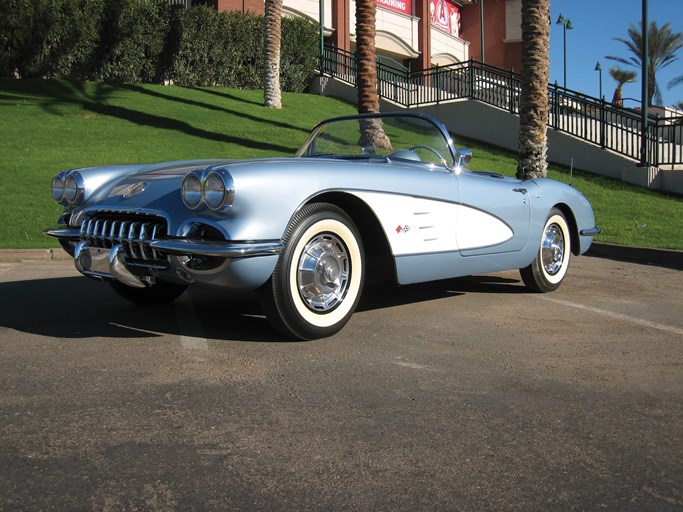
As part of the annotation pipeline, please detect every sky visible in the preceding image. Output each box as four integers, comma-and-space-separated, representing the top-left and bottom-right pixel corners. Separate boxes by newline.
547, 0, 683, 109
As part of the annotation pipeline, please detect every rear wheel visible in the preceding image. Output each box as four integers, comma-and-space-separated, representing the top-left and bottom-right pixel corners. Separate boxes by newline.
520, 208, 571, 293
110, 280, 188, 305
259, 203, 364, 340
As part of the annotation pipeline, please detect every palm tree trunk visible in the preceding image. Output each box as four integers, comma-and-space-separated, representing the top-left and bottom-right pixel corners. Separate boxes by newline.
355, 0, 379, 114
612, 85, 623, 107
355, 0, 391, 151
516, 0, 550, 180
263, 0, 282, 109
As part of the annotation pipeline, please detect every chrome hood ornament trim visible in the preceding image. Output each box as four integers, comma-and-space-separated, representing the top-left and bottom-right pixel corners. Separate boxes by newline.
121, 182, 147, 199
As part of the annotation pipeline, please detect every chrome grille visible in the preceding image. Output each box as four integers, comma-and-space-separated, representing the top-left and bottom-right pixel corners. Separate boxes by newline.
81, 213, 167, 261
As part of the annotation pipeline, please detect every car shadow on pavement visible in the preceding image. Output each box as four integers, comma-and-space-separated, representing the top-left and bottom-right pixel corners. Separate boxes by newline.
0, 273, 525, 342
358, 274, 525, 311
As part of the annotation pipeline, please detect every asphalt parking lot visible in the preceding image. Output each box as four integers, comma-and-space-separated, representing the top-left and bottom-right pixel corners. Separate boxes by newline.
0, 254, 681, 511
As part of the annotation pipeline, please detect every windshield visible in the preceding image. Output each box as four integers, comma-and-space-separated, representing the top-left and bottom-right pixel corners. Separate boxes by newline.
296, 113, 456, 168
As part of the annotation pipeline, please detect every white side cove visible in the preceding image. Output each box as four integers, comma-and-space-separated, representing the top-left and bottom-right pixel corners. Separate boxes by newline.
352, 191, 513, 255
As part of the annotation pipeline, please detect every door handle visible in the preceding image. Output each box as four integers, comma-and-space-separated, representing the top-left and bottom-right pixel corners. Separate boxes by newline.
513, 188, 528, 195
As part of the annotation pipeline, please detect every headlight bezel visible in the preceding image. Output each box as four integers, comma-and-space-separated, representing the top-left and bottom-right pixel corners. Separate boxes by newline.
51, 170, 84, 206
181, 169, 235, 212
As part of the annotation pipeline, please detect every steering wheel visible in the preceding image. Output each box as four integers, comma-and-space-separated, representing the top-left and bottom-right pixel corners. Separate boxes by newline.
407, 145, 446, 164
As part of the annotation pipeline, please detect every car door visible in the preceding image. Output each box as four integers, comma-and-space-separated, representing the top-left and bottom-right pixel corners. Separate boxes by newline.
455, 171, 531, 256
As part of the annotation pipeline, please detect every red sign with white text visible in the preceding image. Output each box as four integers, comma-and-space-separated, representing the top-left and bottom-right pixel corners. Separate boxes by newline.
430, 0, 461, 37
377, 0, 412, 16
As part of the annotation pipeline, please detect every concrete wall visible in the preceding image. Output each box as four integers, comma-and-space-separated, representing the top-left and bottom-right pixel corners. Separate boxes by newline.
662, 170, 683, 196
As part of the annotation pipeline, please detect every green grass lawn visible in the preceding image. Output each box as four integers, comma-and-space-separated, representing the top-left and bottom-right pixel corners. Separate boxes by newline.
1, 79, 682, 249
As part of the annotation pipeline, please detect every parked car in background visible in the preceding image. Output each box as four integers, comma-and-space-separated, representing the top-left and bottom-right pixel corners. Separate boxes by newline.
46, 112, 599, 339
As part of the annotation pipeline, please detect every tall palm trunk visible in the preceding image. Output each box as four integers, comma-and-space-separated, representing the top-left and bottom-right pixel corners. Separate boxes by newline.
263, 0, 282, 109
355, 0, 391, 151
516, 0, 550, 180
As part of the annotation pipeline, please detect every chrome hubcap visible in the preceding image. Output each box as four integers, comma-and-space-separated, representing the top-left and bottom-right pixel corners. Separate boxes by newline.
541, 223, 565, 276
297, 234, 349, 312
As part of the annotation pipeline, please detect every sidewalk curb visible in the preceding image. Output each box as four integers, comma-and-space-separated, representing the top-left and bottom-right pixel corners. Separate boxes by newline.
586, 242, 683, 269
0, 249, 72, 263
1, 243, 681, 269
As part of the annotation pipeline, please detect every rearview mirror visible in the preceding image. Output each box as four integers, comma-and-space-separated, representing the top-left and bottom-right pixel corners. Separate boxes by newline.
455, 148, 472, 167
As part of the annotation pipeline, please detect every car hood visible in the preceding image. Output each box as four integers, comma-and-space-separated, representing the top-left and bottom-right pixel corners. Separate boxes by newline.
79, 159, 240, 210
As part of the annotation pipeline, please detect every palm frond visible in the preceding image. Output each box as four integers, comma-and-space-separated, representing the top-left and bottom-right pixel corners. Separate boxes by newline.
608, 20, 683, 106
668, 75, 683, 90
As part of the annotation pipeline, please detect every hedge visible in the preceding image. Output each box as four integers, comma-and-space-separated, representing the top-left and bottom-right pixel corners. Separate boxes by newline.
0, 0, 318, 92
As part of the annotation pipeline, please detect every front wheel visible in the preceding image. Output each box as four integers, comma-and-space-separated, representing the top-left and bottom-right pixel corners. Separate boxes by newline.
259, 203, 365, 340
520, 208, 572, 293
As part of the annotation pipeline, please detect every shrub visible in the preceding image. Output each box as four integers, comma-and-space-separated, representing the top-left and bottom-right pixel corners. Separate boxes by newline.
89, 0, 172, 83
0, 1, 319, 91
225, 12, 262, 89
0, 0, 103, 79
280, 17, 319, 92
172, 6, 228, 86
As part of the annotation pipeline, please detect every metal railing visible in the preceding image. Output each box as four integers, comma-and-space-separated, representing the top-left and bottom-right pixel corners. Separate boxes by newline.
319, 46, 683, 167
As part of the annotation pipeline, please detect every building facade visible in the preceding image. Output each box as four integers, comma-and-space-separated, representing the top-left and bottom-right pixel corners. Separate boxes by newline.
201, 0, 522, 72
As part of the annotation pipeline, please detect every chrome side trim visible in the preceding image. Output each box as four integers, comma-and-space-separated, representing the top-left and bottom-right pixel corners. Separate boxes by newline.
149, 239, 283, 258
580, 227, 601, 236
44, 226, 81, 241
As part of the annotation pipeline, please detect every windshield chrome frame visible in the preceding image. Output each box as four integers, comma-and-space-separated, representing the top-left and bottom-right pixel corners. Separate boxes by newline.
295, 112, 458, 171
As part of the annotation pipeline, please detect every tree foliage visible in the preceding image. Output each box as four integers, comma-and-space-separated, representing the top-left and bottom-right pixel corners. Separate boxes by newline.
0, 0, 317, 92
608, 66, 637, 107
606, 21, 683, 106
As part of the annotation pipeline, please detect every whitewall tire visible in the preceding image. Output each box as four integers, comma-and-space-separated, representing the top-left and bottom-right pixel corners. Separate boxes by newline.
520, 208, 571, 293
260, 203, 365, 340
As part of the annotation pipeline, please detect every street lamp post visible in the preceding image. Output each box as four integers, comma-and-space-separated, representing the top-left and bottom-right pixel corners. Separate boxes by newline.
479, 0, 485, 64
319, 0, 324, 65
556, 14, 573, 89
594, 61, 602, 100
640, 0, 649, 167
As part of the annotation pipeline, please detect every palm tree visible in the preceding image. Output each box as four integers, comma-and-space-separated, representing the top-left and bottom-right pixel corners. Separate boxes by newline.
669, 74, 683, 94
606, 21, 683, 106
516, 0, 550, 180
354, 0, 391, 151
608, 66, 637, 107
263, 0, 282, 109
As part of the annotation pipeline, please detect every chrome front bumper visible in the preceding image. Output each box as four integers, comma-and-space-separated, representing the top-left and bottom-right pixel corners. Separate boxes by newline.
44, 226, 283, 288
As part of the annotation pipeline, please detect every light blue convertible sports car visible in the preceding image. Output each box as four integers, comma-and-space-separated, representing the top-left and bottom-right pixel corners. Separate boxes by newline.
46, 112, 599, 339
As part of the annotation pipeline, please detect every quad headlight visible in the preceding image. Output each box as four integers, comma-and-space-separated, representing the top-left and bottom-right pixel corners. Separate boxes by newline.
52, 176, 65, 202
182, 169, 234, 211
64, 174, 80, 203
181, 173, 202, 209
203, 172, 227, 210
51, 171, 84, 206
